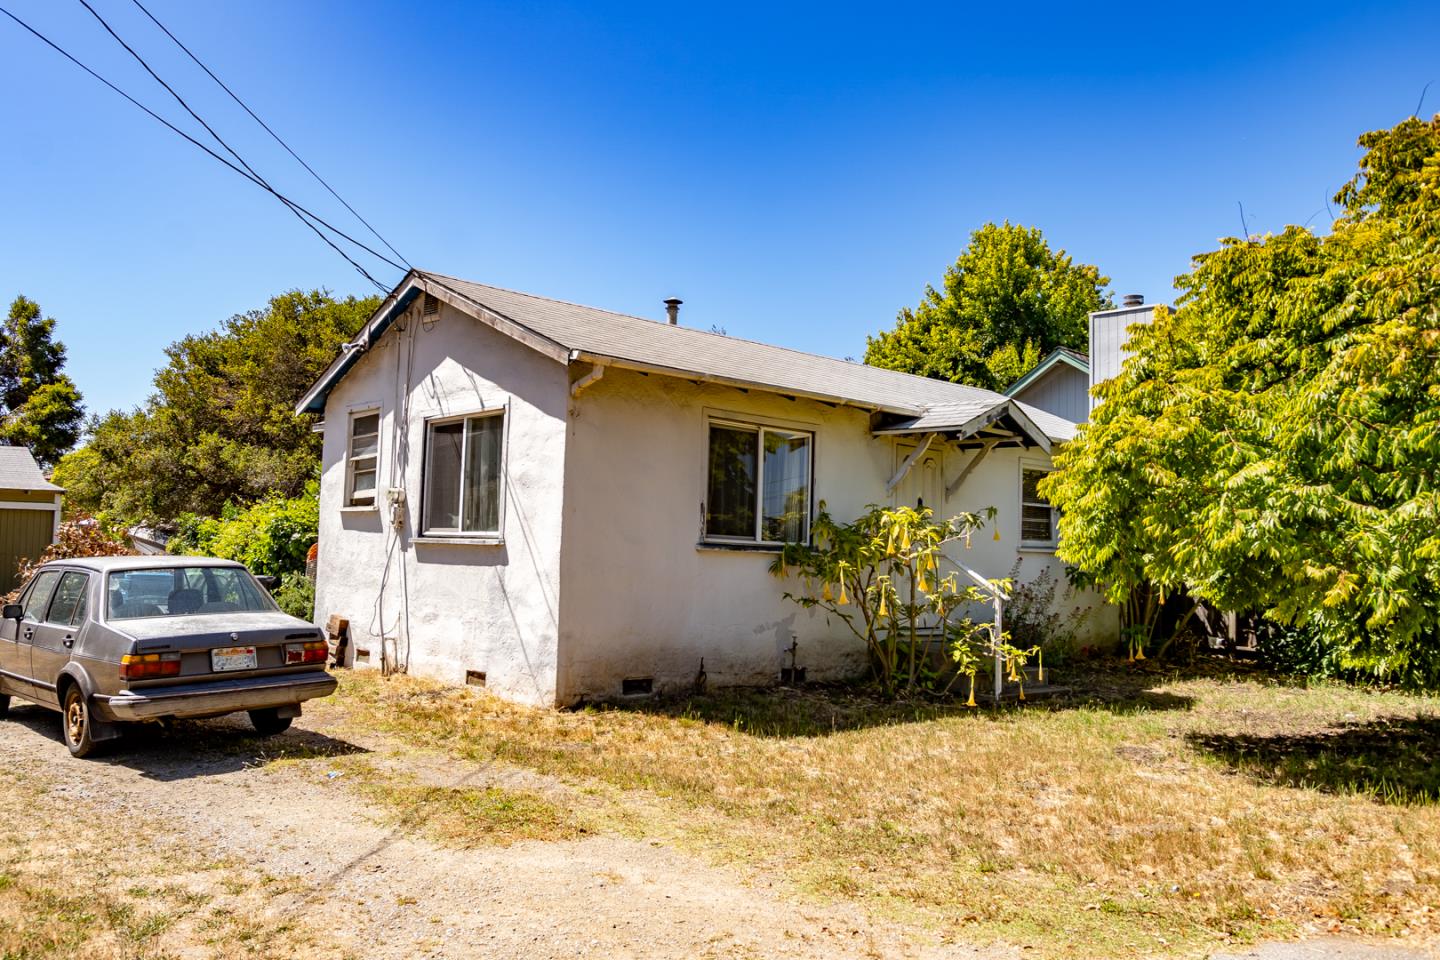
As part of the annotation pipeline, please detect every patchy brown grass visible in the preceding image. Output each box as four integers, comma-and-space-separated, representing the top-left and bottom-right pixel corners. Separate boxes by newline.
317, 665, 1440, 959
0, 768, 342, 959
342, 760, 592, 848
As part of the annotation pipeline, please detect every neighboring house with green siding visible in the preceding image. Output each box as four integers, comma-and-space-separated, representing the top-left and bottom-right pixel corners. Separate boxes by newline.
0, 447, 62, 593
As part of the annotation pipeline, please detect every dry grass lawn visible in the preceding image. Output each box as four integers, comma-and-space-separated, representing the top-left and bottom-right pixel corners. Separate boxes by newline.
319, 664, 1440, 959
0, 766, 340, 960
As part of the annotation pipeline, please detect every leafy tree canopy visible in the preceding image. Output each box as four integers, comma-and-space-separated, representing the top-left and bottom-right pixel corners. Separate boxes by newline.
1, 296, 84, 465
52, 289, 376, 523
1043, 115, 1440, 686
865, 222, 1112, 390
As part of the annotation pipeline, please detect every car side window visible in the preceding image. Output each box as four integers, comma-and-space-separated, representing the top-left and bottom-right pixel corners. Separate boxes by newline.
46, 572, 89, 626
21, 571, 61, 622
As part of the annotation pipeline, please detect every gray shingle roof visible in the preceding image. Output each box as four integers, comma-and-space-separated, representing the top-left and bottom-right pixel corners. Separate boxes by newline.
0, 446, 62, 492
300, 270, 1078, 443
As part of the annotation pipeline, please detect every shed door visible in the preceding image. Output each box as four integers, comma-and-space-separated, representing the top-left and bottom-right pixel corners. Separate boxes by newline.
0, 508, 56, 594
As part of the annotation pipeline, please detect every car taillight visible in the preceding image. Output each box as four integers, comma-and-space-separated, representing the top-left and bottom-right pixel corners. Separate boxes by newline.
284, 640, 328, 665
120, 652, 182, 680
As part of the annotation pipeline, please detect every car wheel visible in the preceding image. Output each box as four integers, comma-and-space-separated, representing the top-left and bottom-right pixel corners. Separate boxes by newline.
62, 684, 98, 758
0, 693, 9, 717
248, 708, 292, 737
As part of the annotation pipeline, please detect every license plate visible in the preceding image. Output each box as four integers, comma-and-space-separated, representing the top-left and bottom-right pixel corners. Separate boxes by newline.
211, 646, 257, 672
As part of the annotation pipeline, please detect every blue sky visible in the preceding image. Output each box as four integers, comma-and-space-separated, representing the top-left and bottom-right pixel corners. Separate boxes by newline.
2, 0, 1436, 417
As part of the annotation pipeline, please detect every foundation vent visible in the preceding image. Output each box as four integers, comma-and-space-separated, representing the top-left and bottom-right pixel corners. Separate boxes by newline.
465, 670, 487, 687
622, 677, 654, 697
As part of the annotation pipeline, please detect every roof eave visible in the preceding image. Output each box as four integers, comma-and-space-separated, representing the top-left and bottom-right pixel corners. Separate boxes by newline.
1003, 349, 1091, 397
874, 399, 1053, 454
568, 351, 921, 416
296, 271, 574, 416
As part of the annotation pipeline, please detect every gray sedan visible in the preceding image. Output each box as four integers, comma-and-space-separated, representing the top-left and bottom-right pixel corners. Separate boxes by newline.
0, 556, 337, 757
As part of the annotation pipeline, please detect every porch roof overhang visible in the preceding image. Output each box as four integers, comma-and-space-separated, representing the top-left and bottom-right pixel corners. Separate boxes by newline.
871, 399, 1054, 455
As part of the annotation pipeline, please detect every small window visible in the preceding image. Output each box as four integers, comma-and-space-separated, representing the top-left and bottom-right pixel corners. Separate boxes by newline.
704, 420, 812, 543
346, 410, 380, 507
423, 411, 504, 535
46, 572, 89, 626
21, 571, 61, 623
1021, 467, 1058, 547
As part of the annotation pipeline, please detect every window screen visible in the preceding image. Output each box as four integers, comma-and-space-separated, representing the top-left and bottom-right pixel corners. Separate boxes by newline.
1021, 468, 1057, 544
347, 411, 380, 506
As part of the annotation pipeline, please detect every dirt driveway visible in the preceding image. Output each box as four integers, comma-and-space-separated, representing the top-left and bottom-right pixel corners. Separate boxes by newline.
0, 699, 1011, 960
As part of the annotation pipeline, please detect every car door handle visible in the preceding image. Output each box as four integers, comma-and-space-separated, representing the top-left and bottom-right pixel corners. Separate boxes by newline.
62, 636, 73, 648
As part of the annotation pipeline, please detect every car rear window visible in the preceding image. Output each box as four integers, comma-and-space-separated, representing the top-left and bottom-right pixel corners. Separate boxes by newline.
107, 566, 276, 620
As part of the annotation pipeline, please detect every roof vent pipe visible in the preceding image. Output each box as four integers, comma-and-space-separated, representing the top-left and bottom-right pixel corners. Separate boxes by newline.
664, 297, 683, 325
1122, 293, 1145, 308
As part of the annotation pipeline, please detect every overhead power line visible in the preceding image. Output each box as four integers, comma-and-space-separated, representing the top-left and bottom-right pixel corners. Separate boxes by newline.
127, 0, 411, 270
0, 3, 399, 292
71, 0, 395, 292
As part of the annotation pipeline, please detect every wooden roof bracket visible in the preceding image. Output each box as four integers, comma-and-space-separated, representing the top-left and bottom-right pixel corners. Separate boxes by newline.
885, 432, 940, 495
945, 438, 998, 500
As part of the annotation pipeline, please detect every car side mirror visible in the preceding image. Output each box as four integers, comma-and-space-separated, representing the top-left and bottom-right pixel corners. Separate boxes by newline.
2, 603, 22, 621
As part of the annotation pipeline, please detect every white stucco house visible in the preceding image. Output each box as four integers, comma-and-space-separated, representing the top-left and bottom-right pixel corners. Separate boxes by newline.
297, 270, 1116, 706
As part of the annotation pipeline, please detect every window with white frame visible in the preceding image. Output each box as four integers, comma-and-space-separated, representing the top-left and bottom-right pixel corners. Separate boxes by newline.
345, 411, 380, 507
1020, 465, 1058, 547
422, 410, 504, 535
704, 420, 812, 543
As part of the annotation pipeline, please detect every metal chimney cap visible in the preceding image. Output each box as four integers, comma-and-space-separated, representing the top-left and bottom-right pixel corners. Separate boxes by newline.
663, 297, 682, 325
1122, 293, 1145, 308
663, 297, 683, 306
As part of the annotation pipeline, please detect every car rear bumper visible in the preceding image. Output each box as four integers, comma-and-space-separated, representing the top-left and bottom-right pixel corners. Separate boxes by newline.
96, 672, 338, 721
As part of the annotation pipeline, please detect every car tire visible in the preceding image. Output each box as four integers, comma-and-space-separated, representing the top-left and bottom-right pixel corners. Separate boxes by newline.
61, 684, 98, 759
0, 693, 9, 717
248, 708, 292, 737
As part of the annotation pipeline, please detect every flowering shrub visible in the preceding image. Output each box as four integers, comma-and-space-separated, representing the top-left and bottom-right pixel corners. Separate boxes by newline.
770, 502, 1032, 700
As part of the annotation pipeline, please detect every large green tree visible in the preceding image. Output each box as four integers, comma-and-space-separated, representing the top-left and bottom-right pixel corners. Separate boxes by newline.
865, 222, 1113, 390
1, 296, 85, 465
53, 289, 376, 522
1043, 115, 1440, 685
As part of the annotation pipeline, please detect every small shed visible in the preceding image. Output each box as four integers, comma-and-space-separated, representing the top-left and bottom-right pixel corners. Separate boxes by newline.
0, 447, 62, 593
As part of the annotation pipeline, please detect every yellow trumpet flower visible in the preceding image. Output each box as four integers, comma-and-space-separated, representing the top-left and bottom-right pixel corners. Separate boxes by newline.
837, 582, 849, 605
966, 674, 977, 708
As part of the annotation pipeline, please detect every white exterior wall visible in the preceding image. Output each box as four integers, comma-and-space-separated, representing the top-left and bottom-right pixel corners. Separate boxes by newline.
555, 368, 1115, 703
1010, 364, 1089, 423
314, 302, 569, 706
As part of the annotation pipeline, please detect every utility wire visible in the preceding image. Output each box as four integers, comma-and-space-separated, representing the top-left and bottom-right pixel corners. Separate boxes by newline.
127, 0, 410, 270
72, 0, 396, 291
0, 3, 398, 292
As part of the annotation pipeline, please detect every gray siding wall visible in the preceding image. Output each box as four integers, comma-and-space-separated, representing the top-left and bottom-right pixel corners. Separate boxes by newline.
1089, 305, 1157, 411
1011, 364, 1089, 422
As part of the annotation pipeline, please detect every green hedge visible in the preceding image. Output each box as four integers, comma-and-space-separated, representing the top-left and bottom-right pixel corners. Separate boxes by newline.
169, 480, 318, 579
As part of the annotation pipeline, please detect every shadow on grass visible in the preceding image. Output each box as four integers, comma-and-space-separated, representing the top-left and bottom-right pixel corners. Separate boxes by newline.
603, 672, 1195, 739
1188, 714, 1440, 805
